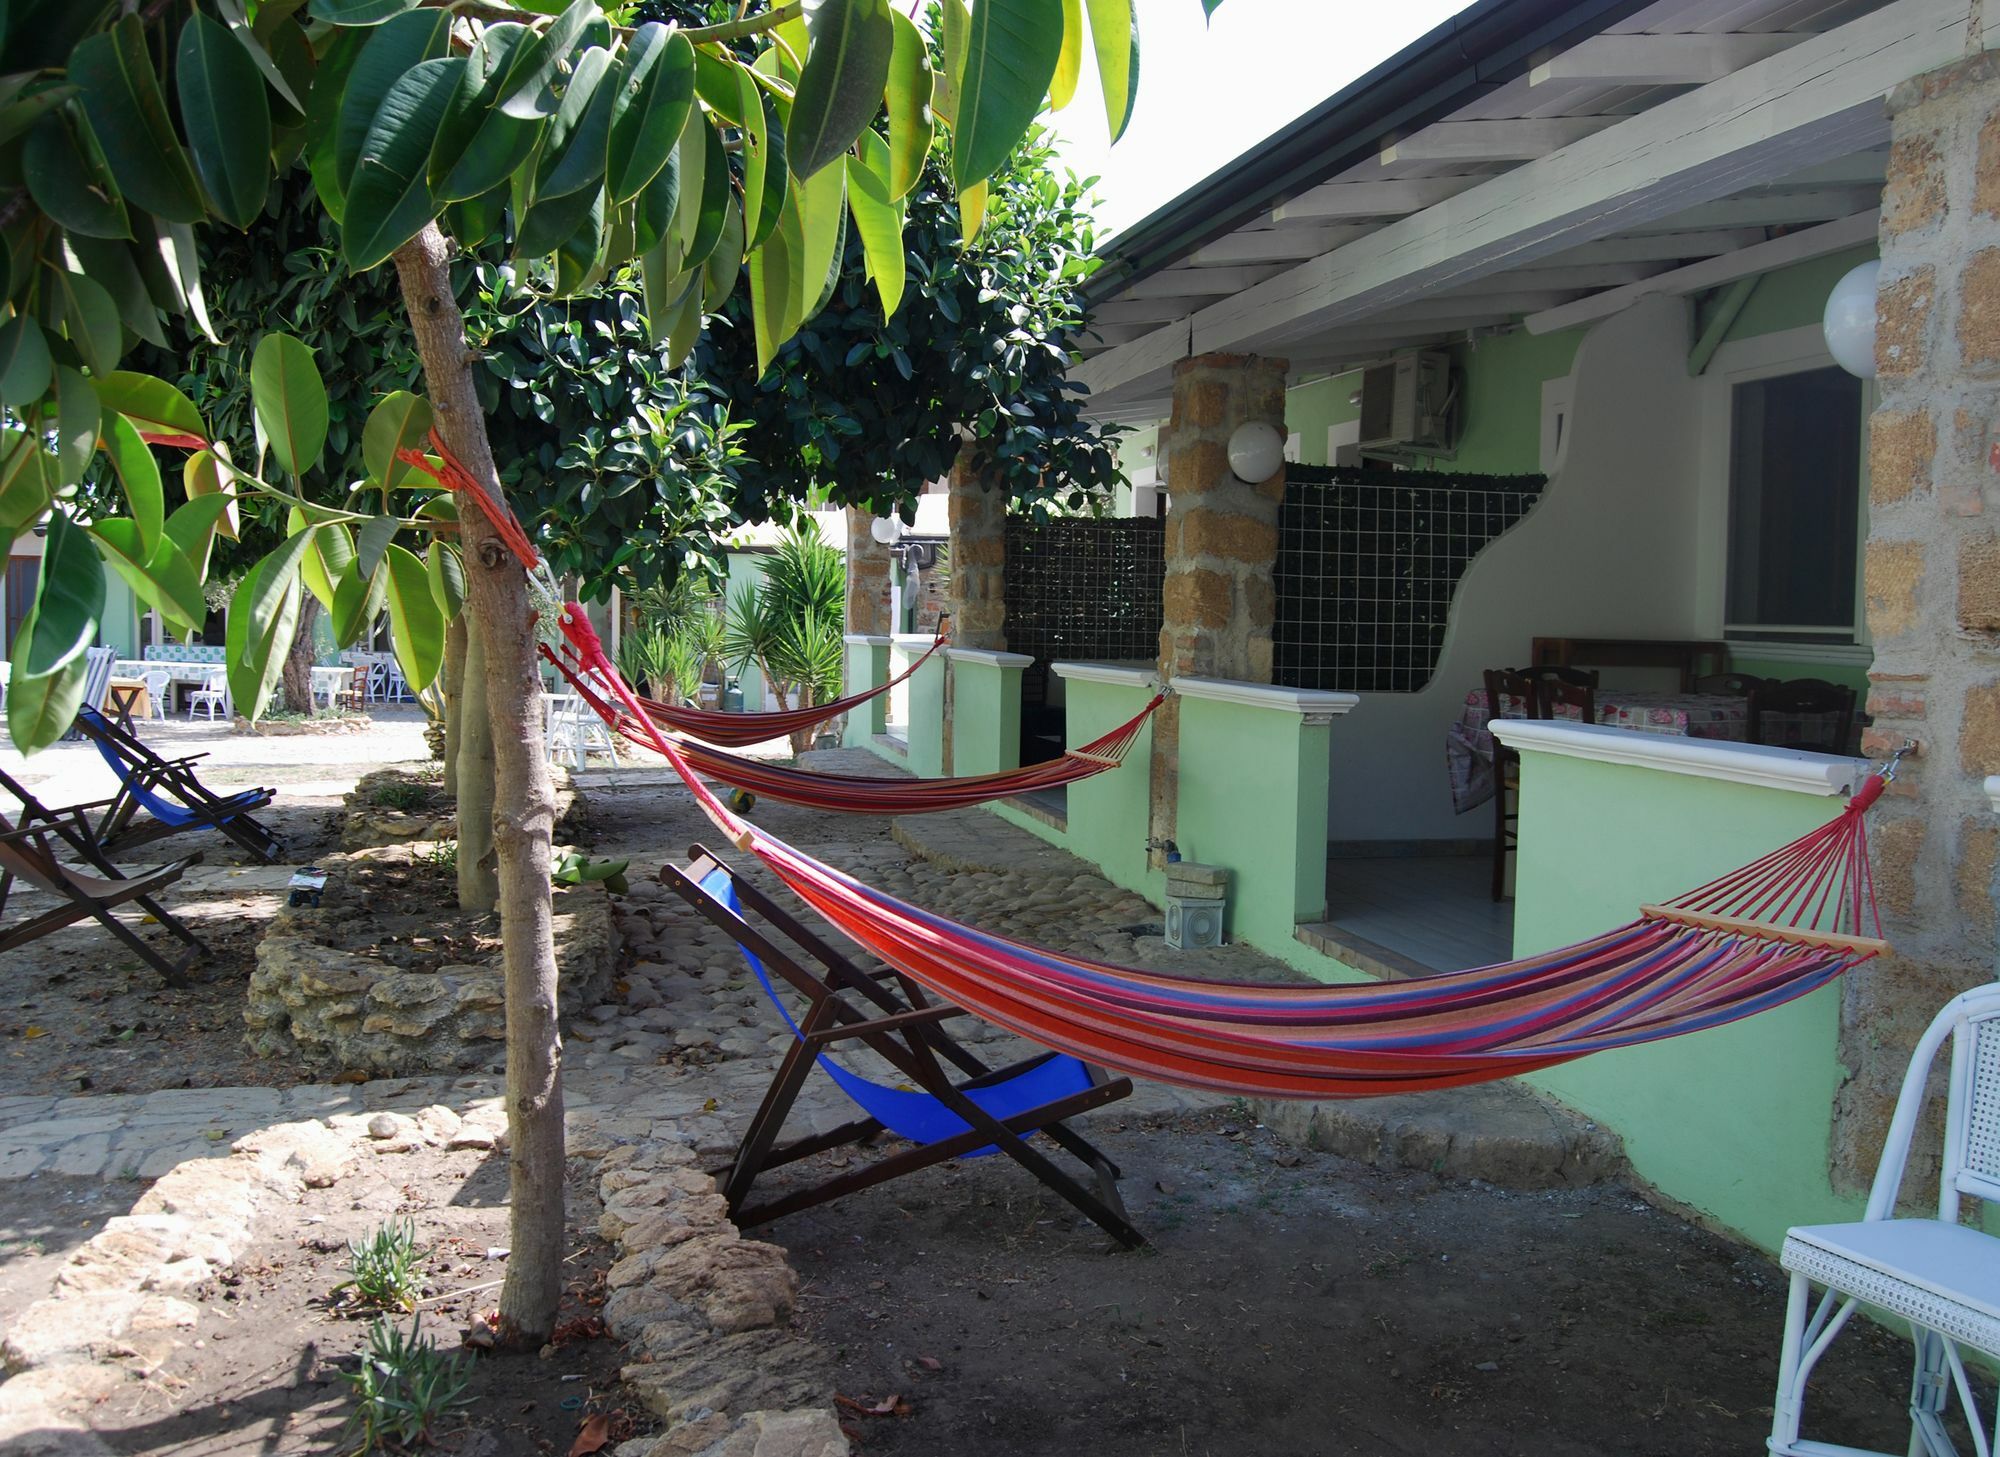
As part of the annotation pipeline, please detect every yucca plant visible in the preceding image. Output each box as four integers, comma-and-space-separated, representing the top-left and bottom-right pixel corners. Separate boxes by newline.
331, 1221, 428, 1316
721, 523, 847, 752
340, 1315, 471, 1454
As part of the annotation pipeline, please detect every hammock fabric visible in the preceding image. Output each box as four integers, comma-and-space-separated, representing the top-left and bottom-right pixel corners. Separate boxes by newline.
414, 434, 1892, 1102
545, 641, 1161, 815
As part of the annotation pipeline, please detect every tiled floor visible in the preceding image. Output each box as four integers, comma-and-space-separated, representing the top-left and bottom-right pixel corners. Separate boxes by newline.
1318, 853, 1514, 974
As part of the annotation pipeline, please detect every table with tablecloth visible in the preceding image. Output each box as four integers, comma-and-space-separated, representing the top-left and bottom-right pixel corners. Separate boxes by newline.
1448, 688, 1756, 814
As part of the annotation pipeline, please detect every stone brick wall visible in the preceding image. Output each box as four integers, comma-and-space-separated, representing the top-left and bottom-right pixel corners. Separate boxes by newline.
1841, 50, 2000, 1190
947, 451, 1008, 650
843, 507, 892, 638
1150, 352, 1288, 858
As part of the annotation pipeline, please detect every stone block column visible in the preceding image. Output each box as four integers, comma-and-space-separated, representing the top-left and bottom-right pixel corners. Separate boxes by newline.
946, 451, 1008, 650
1150, 352, 1288, 861
844, 506, 893, 637
1837, 51, 2000, 1192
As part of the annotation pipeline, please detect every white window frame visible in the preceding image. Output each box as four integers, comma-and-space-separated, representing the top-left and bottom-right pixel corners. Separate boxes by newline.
1694, 324, 1873, 667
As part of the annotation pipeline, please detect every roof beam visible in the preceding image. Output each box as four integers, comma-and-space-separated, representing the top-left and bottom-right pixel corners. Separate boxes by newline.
1639, 188, 1882, 230
1073, 0, 1961, 410
1543, 229, 1766, 264
1528, 32, 1804, 87
1189, 225, 1374, 266
1449, 261, 1670, 290
1118, 264, 1285, 299
1092, 297, 1222, 325
1380, 116, 1621, 165
1269, 175, 1483, 223
1524, 207, 1881, 334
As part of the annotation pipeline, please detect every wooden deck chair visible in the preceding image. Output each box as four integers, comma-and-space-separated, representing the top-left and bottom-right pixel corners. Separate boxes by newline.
0, 806, 205, 987
659, 846, 1146, 1248
73, 707, 282, 863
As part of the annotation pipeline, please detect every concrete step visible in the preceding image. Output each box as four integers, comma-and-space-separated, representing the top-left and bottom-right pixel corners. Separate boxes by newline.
1255, 1081, 1627, 1190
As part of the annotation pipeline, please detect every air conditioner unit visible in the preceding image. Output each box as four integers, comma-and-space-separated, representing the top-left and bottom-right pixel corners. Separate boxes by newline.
1358, 350, 1456, 453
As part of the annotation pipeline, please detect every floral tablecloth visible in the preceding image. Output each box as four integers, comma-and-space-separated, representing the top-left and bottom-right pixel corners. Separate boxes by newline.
1448, 689, 1752, 814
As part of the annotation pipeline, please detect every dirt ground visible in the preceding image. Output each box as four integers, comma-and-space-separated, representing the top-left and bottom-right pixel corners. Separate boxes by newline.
782, 1107, 1919, 1457
81, 1141, 640, 1457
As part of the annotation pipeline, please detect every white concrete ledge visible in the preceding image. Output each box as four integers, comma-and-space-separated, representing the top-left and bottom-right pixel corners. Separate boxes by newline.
1172, 677, 1360, 716
1053, 661, 1157, 689
946, 648, 1034, 668
1491, 720, 1866, 797
1986, 776, 2000, 816
843, 634, 890, 647
890, 633, 938, 652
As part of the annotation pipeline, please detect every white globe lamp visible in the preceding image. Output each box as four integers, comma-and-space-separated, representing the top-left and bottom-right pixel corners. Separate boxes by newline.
1822, 260, 1880, 379
868, 515, 902, 546
1227, 420, 1285, 482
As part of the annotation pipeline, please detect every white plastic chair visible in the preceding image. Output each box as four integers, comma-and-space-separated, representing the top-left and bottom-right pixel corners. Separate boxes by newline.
1769, 983, 2000, 1457
187, 668, 228, 722
141, 669, 171, 721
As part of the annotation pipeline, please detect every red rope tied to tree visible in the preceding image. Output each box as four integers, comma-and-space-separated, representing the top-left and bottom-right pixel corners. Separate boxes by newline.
396, 429, 543, 574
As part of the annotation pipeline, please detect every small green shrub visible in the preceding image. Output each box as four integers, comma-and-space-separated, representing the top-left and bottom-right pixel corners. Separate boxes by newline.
369, 782, 432, 813
418, 840, 458, 873
340, 1315, 471, 1454
332, 1220, 427, 1315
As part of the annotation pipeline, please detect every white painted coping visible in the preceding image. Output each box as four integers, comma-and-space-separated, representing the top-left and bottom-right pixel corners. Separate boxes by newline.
946, 647, 1034, 668
1986, 776, 2000, 816
842, 633, 890, 647
1053, 661, 1156, 689
1172, 676, 1360, 717
1491, 719, 1867, 797
889, 633, 937, 652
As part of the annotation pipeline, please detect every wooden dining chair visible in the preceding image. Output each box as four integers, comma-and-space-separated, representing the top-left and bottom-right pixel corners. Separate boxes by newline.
1749, 679, 1857, 754
1482, 669, 1540, 902
1522, 665, 1599, 692
1692, 673, 1772, 698
1537, 677, 1597, 725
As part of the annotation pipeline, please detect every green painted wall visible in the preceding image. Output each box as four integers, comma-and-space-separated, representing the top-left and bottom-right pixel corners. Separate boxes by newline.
950, 660, 1022, 775
1414, 327, 1586, 475
1050, 677, 1158, 901
1718, 243, 1877, 349
1512, 750, 1862, 1251
842, 640, 889, 746
100, 576, 139, 656
1175, 696, 1333, 943
905, 649, 945, 777
1284, 372, 1362, 465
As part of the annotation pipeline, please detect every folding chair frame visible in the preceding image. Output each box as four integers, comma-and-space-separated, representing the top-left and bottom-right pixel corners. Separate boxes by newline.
0, 812, 204, 987
660, 845, 1146, 1249
73, 708, 282, 864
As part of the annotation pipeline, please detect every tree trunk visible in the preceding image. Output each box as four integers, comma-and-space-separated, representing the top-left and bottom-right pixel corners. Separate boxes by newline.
281, 596, 322, 715
392, 224, 565, 1346
442, 613, 466, 801
456, 609, 499, 911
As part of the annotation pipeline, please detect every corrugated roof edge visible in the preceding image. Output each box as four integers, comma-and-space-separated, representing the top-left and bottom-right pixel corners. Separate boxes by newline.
1079, 0, 1655, 308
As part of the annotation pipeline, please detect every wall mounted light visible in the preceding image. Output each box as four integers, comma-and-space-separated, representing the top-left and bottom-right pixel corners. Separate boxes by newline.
1226, 420, 1285, 482
1822, 259, 1880, 379
868, 515, 902, 546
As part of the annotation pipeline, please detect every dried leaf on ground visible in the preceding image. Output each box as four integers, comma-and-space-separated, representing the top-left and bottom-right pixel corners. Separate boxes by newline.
568, 1413, 610, 1456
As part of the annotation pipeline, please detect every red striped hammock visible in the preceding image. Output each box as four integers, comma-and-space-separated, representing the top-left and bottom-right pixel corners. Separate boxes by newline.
559, 603, 1889, 1100
404, 433, 1888, 1101
547, 643, 1161, 814
623, 636, 944, 748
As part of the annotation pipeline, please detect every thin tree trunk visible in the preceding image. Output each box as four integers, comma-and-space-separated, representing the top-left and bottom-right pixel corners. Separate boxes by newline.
442, 613, 467, 800
456, 609, 499, 911
281, 596, 322, 714
393, 224, 564, 1346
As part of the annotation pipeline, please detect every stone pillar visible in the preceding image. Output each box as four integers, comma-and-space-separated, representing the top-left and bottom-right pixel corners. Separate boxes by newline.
946, 452, 1008, 650
1836, 51, 2000, 1192
1149, 352, 1288, 862
844, 506, 892, 638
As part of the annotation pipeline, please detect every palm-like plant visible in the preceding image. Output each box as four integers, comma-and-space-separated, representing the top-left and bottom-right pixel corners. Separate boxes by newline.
722, 523, 847, 751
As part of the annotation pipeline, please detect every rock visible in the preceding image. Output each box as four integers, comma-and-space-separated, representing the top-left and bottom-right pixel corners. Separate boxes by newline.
367, 1112, 416, 1140
414, 1105, 462, 1144
448, 1123, 499, 1151
235, 1120, 354, 1189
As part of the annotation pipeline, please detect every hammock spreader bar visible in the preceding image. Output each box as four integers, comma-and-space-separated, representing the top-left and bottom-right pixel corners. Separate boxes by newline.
543, 640, 1162, 815
557, 601, 1888, 1102
415, 433, 1891, 1104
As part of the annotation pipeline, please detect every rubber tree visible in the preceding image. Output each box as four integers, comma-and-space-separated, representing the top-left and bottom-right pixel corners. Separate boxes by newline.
0, 0, 1148, 1344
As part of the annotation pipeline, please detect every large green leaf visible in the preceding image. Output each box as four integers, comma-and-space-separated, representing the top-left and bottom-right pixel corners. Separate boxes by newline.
304, 26, 364, 221
6, 653, 86, 754
737, 62, 771, 244
334, 9, 448, 200
747, 194, 798, 377
0, 315, 50, 406
225, 531, 315, 721
428, 23, 539, 201
69, 14, 206, 224
51, 269, 121, 379
630, 122, 682, 257
382, 542, 444, 692
793, 150, 846, 330
216, 0, 303, 113
426, 542, 465, 620
343, 56, 460, 269
46, 368, 98, 486
94, 371, 205, 444
514, 183, 598, 262
331, 559, 387, 646
787, 0, 894, 181
1083, 0, 1139, 144
700, 190, 744, 312
93, 518, 205, 635
361, 390, 433, 490
884, 11, 933, 201
606, 25, 693, 205
353, 511, 399, 580
952, 0, 1062, 193
184, 447, 240, 541
13, 512, 101, 680
250, 333, 328, 478
100, 411, 164, 554
533, 44, 614, 201
846, 136, 905, 319
308, 0, 420, 19
66, 235, 166, 348
1051, 0, 1083, 110
497, 0, 597, 119
177, 11, 271, 229
164, 490, 238, 582
299, 515, 356, 612
0, 430, 53, 538
23, 108, 129, 239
